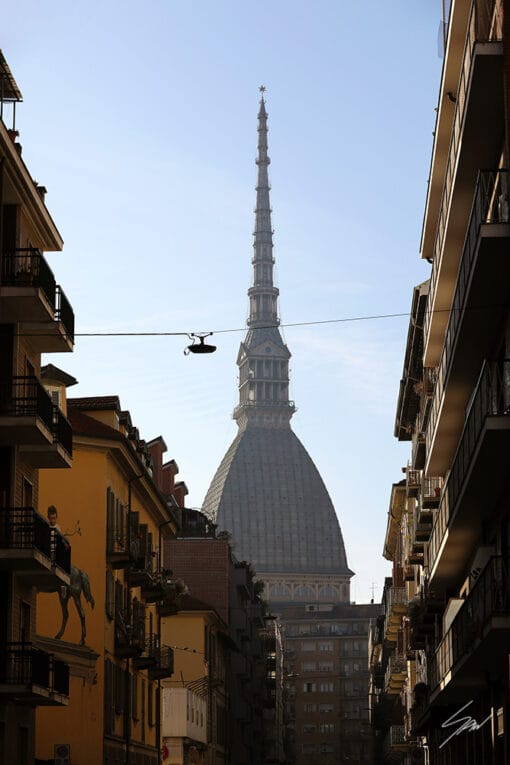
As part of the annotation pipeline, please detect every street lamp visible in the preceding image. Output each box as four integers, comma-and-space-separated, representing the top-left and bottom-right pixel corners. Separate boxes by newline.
185, 333, 216, 355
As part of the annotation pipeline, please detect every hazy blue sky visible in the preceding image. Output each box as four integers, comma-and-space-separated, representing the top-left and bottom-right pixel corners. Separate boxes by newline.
3, 2, 443, 603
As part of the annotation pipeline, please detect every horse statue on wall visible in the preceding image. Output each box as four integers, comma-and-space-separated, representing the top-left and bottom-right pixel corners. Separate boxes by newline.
41, 565, 95, 646
55, 565, 95, 645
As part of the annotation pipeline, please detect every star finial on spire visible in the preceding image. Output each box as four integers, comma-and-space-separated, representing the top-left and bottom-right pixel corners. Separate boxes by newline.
259, 84, 266, 95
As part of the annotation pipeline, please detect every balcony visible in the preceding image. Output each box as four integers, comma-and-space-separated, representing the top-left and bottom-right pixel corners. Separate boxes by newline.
0, 249, 74, 352
0, 377, 72, 467
427, 362, 510, 588
0, 642, 69, 705
0, 508, 70, 585
406, 468, 421, 497
384, 587, 407, 642
421, 475, 443, 509
408, 593, 442, 650
411, 504, 433, 555
149, 645, 174, 680
411, 428, 426, 470
430, 556, 510, 702
423, 1, 504, 365
114, 611, 145, 659
384, 654, 407, 696
132, 638, 173, 678
426, 170, 510, 474
388, 725, 407, 750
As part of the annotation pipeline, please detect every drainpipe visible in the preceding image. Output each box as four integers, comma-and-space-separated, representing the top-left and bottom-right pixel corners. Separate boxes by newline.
156, 517, 174, 765
503, 314, 510, 412
125, 471, 145, 765
0, 158, 4, 264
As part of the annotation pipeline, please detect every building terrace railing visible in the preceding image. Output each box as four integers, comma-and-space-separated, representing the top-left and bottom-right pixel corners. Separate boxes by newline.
53, 406, 72, 457
0, 250, 74, 343
426, 169, 508, 452
0, 507, 70, 574
429, 556, 510, 690
424, 0, 504, 345
0, 642, 69, 697
1, 248, 56, 310
0, 376, 54, 432
0, 377, 73, 457
55, 285, 75, 343
427, 361, 507, 574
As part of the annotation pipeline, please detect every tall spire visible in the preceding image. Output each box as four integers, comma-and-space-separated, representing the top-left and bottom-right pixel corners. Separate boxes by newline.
234, 89, 296, 429
248, 85, 279, 328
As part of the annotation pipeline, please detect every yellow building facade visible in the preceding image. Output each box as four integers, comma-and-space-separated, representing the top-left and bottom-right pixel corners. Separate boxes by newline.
160, 604, 228, 765
35, 395, 180, 765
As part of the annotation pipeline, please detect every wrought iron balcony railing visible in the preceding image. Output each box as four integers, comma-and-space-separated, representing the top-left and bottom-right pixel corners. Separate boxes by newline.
149, 645, 174, 680
427, 362, 508, 573
0, 507, 51, 558
427, 170, 509, 452
53, 406, 72, 457
0, 642, 69, 697
0, 376, 54, 432
0, 377, 72, 457
114, 606, 145, 658
1, 248, 56, 310
424, 0, 504, 344
430, 556, 509, 690
0, 507, 70, 574
55, 285, 75, 343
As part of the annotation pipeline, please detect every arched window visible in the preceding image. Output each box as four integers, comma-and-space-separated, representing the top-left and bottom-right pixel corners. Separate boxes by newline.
270, 583, 291, 599
294, 584, 316, 600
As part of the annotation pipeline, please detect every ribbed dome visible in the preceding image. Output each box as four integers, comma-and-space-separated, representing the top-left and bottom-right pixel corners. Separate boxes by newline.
202, 425, 352, 576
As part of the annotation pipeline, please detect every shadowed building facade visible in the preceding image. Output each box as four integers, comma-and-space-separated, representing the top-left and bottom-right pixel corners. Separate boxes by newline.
202, 91, 353, 606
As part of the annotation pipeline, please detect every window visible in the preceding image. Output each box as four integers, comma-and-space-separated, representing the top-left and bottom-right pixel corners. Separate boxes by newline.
320, 744, 334, 753
105, 570, 115, 619
148, 682, 155, 727
302, 745, 317, 754
104, 660, 115, 734
303, 682, 316, 693
319, 661, 333, 672
141, 680, 146, 742
319, 704, 334, 713
318, 641, 333, 652
303, 724, 317, 734
302, 662, 316, 673
320, 723, 335, 734
131, 675, 138, 721
303, 703, 316, 712
319, 682, 334, 693
17, 727, 28, 765
301, 641, 316, 652
19, 601, 30, 644
114, 665, 125, 715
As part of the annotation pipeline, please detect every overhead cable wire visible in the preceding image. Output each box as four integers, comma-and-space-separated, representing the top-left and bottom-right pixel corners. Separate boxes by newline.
13, 303, 500, 338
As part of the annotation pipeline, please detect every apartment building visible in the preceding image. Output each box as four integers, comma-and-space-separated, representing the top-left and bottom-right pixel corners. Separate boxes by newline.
0, 52, 74, 765
164, 518, 274, 765
373, 1, 510, 761
160, 591, 228, 765
34, 395, 181, 765
281, 602, 380, 764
